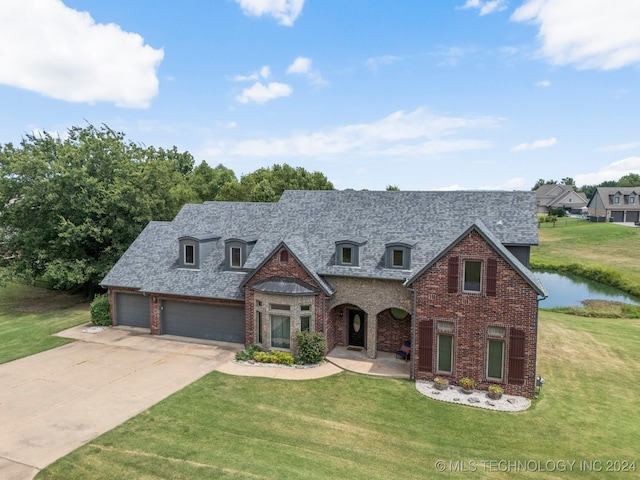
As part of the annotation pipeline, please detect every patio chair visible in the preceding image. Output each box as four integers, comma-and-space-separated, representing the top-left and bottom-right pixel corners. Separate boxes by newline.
395, 340, 411, 361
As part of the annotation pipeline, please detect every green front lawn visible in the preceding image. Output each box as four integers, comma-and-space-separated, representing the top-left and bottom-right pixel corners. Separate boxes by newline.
38, 310, 640, 479
0, 283, 90, 364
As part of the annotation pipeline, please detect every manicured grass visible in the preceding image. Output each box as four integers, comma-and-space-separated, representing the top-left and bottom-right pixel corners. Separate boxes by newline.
0, 283, 90, 364
38, 310, 640, 480
532, 222, 640, 296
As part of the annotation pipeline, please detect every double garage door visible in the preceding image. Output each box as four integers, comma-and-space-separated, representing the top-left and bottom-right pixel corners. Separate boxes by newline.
115, 293, 245, 343
162, 300, 245, 343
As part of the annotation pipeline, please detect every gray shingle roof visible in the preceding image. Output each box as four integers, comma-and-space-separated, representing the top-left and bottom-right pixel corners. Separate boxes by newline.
101, 190, 541, 300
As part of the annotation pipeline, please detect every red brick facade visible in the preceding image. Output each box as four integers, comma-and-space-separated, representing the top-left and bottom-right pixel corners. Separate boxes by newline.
411, 230, 539, 397
244, 246, 328, 346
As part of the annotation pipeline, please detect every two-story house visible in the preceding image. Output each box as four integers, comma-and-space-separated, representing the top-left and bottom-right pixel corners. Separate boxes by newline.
101, 190, 546, 397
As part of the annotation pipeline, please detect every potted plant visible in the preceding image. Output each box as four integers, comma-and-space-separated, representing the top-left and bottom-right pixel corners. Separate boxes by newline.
459, 377, 476, 394
488, 384, 504, 400
433, 376, 449, 391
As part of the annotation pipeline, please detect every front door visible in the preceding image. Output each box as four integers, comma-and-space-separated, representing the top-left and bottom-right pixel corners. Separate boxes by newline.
348, 310, 365, 347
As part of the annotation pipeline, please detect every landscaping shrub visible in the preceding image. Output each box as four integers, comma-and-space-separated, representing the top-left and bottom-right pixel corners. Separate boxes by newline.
235, 344, 262, 361
253, 350, 295, 366
90, 294, 111, 326
295, 331, 326, 364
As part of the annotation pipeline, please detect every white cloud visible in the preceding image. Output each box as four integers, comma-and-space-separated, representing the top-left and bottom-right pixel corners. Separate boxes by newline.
287, 57, 311, 75
438, 177, 526, 191
461, 0, 508, 16
512, 137, 557, 151
236, 81, 292, 104
536, 80, 551, 87
512, 0, 640, 70
260, 66, 271, 79
286, 56, 325, 85
365, 55, 401, 71
575, 157, 640, 185
598, 142, 640, 152
234, 0, 304, 26
0, 0, 163, 108
234, 65, 271, 82
203, 107, 500, 158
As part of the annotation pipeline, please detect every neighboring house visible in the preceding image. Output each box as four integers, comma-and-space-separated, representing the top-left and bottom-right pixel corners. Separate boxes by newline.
101, 190, 546, 398
587, 187, 640, 223
534, 184, 588, 215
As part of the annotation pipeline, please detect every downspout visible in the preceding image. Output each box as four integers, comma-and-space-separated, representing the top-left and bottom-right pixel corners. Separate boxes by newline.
533, 293, 547, 396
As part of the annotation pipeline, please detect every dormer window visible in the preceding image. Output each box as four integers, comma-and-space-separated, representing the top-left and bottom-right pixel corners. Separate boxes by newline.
225, 235, 258, 271
184, 245, 195, 265
231, 247, 242, 268
614, 196, 620, 204
335, 236, 367, 267
385, 240, 415, 270
342, 246, 353, 264
631, 196, 636, 205
178, 233, 220, 269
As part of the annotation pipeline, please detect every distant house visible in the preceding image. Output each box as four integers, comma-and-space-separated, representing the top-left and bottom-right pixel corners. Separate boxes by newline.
101, 190, 546, 398
534, 184, 588, 215
587, 187, 640, 223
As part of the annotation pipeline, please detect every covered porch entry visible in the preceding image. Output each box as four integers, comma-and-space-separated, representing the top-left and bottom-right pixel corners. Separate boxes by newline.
326, 346, 411, 379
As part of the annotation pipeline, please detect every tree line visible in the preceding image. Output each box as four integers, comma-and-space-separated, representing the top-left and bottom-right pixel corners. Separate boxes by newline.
0, 124, 333, 295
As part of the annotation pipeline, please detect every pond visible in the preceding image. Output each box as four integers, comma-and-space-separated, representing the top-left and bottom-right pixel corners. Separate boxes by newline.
535, 270, 640, 308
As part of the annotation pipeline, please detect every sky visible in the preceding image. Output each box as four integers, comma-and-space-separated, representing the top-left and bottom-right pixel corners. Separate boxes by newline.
1, 0, 639, 191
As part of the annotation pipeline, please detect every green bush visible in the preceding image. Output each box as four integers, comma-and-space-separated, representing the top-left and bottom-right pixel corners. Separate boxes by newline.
235, 344, 262, 361
90, 294, 111, 326
253, 350, 295, 366
295, 331, 326, 364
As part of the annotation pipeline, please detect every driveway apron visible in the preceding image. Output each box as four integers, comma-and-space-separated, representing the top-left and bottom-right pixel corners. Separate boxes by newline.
0, 326, 236, 480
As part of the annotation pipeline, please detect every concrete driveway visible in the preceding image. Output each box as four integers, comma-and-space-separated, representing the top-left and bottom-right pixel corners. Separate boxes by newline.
0, 325, 237, 480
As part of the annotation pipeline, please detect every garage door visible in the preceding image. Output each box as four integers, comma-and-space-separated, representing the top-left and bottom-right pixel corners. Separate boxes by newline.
115, 293, 150, 328
162, 301, 245, 343
626, 211, 639, 223
610, 211, 624, 222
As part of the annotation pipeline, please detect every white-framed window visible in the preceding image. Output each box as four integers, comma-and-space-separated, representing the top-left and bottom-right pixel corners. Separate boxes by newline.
486, 326, 506, 381
463, 260, 482, 292
614, 196, 620, 204
230, 247, 242, 268
301, 316, 311, 332
630, 196, 636, 205
271, 315, 291, 349
184, 244, 195, 265
436, 321, 454, 374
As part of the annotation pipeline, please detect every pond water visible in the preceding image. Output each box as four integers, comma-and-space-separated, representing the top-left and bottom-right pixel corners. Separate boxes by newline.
535, 271, 640, 308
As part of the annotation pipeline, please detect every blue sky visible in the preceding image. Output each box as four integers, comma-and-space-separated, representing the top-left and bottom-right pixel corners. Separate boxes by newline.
1, 0, 639, 191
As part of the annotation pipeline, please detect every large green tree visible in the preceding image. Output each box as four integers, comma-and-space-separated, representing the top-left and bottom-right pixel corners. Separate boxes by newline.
0, 124, 194, 295
216, 163, 334, 202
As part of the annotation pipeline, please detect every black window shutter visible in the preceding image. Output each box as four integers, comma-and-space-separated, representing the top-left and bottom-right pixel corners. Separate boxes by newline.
486, 258, 497, 297
448, 256, 459, 293
508, 328, 525, 385
418, 320, 433, 373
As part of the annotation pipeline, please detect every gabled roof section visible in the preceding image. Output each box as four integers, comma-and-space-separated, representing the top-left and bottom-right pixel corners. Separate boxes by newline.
406, 220, 546, 297
240, 240, 335, 295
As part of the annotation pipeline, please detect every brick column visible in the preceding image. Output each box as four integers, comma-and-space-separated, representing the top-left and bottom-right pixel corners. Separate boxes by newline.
150, 296, 161, 335
366, 311, 377, 359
